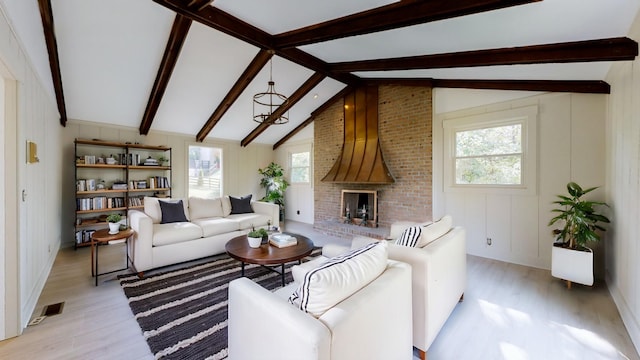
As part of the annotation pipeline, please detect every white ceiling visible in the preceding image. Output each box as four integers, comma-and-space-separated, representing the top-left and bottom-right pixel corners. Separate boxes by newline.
2, 0, 640, 145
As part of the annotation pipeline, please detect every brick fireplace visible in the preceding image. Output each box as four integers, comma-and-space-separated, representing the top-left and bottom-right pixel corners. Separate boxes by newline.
313, 85, 433, 240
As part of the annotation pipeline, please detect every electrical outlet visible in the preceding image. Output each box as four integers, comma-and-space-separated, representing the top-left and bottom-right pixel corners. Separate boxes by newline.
487, 238, 492, 246
28, 316, 46, 326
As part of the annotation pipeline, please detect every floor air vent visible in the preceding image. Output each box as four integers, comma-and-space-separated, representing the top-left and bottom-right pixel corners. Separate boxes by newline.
42, 302, 65, 316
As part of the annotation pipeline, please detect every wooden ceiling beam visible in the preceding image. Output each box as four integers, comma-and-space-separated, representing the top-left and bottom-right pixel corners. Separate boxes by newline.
432, 79, 611, 94
37, 0, 67, 126
139, 14, 192, 135
242, 72, 326, 147
196, 49, 273, 142
274, 0, 541, 49
152, 0, 360, 86
153, 0, 273, 50
331, 37, 639, 72
187, 0, 214, 11
273, 86, 353, 150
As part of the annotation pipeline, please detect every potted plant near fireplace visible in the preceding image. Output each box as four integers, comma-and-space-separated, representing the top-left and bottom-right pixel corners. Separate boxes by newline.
548, 182, 610, 288
258, 162, 289, 221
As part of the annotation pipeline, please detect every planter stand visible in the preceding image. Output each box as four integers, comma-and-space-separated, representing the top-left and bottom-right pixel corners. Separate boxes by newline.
551, 245, 594, 288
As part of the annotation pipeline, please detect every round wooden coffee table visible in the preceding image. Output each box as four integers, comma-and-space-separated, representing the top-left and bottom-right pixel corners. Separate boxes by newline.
225, 233, 314, 286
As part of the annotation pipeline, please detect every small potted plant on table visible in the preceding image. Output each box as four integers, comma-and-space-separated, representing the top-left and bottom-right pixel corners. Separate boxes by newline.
106, 213, 122, 234
548, 182, 610, 288
247, 228, 268, 248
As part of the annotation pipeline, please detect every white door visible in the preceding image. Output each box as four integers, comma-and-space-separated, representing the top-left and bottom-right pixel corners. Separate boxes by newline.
0, 64, 19, 339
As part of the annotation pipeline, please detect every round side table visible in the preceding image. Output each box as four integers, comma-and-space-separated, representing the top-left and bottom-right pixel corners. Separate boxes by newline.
91, 228, 134, 286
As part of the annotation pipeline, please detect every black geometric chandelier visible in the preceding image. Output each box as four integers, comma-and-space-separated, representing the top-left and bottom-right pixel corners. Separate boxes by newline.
253, 55, 289, 124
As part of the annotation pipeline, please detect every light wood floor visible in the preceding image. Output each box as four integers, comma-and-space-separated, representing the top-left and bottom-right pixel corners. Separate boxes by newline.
0, 221, 638, 360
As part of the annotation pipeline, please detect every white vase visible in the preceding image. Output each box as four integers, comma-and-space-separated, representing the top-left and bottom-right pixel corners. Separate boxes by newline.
247, 236, 262, 248
551, 245, 594, 286
108, 222, 120, 234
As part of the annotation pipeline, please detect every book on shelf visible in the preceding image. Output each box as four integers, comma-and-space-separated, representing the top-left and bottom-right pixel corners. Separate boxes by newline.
269, 234, 297, 248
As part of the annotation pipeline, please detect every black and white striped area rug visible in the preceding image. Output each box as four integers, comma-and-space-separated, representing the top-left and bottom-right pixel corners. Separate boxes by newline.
119, 249, 321, 360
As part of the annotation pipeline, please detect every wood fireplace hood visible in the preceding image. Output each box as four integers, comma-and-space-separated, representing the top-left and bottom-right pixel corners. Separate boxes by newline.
322, 86, 394, 184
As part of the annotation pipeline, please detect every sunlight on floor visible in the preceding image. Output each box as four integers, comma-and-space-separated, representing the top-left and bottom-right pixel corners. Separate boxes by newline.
478, 298, 630, 359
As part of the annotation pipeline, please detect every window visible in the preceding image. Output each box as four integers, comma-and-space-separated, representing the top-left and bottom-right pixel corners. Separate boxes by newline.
443, 106, 537, 194
188, 145, 222, 199
290, 151, 310, 183
455, 123, 522, 185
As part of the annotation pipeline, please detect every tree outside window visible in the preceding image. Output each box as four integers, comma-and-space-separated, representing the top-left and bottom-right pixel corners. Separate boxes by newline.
455, 124, 522, 185
290, 151, 310, 183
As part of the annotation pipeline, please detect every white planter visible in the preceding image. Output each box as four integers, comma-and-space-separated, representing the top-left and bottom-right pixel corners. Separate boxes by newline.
551, 246, 594, 286
247, 236, 262, 248
108, 222, 120, 234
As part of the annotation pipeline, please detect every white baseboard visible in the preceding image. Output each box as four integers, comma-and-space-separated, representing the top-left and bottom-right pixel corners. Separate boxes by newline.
606, 274, 640, 356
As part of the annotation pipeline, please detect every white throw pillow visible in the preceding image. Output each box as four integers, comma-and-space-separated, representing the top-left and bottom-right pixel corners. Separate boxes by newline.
144, 197, 190, 224
188, 196, 224, 220
419, 215, 453, 247
289, 241, 388, 318
395, 226, 423, 247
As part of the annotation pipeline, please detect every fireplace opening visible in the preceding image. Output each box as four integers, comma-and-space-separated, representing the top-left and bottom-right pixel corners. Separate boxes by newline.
341, 190, 377, 227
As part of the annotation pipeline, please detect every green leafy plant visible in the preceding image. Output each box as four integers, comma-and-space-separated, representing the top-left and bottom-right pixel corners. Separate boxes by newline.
106, 213, 122, 223
548, 182, 610, 250
248, 228, 268, 238
258, 162, 289, 206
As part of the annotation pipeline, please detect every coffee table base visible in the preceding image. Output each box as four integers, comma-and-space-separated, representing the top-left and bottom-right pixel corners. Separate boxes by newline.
240, 260, 303, 287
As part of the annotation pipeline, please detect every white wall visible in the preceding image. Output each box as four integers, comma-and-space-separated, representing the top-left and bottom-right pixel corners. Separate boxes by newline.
433, 92, 607, 271
61, 120, 275, 246
0, 3, 63, 336
605, 9, 640, 353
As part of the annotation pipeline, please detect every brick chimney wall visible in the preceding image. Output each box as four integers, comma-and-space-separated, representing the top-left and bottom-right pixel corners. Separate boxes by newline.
314, 85, 433, 238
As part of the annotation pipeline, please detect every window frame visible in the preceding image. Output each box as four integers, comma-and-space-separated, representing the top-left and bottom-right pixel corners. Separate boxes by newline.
443, 105, 538, 195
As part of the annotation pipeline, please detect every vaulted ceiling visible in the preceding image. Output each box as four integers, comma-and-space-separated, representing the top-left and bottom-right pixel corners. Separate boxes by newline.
29, 0, 640, 147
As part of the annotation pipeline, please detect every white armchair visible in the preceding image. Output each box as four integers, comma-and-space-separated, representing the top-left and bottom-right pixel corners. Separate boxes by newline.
228, 259, 413, 360
313, 216, 466, 360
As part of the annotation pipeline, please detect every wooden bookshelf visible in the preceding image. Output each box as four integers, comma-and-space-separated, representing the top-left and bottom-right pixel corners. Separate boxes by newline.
74, 139, 171, 248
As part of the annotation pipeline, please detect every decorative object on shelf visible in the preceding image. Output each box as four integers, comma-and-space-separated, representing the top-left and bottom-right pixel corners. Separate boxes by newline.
548, 182, 610, 288
106, 213, 122, 234
253, 52, 289, 125
247, 228, 265, 248
158, 155, 169, 166
258, 162, 289, 221
143, 156, 159, 166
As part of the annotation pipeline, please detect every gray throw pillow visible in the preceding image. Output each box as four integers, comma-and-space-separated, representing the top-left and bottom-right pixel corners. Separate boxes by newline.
159, 199, 188, 224
230, 194, 254, 214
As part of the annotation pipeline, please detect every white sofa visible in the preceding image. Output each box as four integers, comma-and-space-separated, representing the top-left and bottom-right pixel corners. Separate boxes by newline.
128, 196, 279, 273
296, 216, 466, 360
228, 251, 413, 360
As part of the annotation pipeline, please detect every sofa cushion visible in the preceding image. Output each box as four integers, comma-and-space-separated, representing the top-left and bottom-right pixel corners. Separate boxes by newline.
152, 222, 203, 246
395, 226, 422, 247
288, 241, 387, 317
230, 195, 253, 214
144, 197, 190, 224
192, 217, 240, 237
188, 196, 225, 220
159, 199, 189, 224
226, 213, 271, 230
419, 215, 453, 247
221, 196, 232, 217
